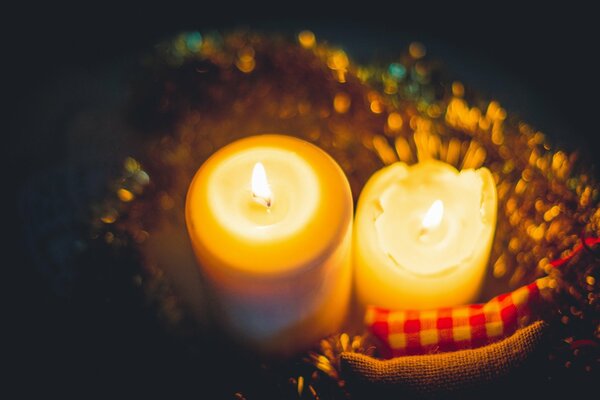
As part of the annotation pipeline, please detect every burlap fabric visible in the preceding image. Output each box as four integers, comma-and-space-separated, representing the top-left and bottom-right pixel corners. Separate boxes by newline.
341, 321, 547, 399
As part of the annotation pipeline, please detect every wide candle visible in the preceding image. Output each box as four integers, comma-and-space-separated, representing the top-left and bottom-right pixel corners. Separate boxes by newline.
186, 134, 353, 355
354, 160, 497, 310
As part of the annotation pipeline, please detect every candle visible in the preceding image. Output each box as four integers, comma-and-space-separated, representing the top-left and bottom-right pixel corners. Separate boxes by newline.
185, 134, 353, 354
354, 160, 497, 309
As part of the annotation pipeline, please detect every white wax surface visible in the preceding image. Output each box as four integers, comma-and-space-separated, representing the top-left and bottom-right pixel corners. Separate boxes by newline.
374, 168, 486, 276
208, 147, 320, 241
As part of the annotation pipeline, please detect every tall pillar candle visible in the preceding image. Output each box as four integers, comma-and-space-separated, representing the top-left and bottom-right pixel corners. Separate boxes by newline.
186, 134, 353, 355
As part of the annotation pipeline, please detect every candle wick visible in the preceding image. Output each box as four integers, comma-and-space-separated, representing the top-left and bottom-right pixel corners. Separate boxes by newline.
252, 193, 272, 208
418, 227, 429, 242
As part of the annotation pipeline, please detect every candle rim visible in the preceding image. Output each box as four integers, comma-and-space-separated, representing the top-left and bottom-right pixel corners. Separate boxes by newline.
358, 160, 497, 280
186, 134, 353, 277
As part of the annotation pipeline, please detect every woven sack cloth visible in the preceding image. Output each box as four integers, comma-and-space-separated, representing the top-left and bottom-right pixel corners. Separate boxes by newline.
340, 320, 547, 399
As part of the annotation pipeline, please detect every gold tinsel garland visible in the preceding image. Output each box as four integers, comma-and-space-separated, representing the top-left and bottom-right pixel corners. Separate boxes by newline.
89, 30, 599, 397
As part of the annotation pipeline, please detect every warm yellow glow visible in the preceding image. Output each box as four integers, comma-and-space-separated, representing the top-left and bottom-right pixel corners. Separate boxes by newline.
356, 161, 497, 309
387, 112, 404, 131
185, 135, 353, 353
327, 50, 349, 83
251, 162, 272, 207
328, 50, 349, 70
370, 100, 383, 114
333, 92, 351, 114
451, 81, 464, 97
236, 46, 256, 73
117, 188, 134, 202
422, 199, 444, 229
298, 30, 316, 48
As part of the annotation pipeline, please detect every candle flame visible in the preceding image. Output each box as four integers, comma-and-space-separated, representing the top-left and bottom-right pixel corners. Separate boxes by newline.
422, 199, 444, 229
251, 162, 272, 207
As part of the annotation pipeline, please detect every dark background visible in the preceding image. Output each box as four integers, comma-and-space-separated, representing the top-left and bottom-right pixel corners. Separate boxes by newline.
7, 6, 600, 183
6, 5, 599, 397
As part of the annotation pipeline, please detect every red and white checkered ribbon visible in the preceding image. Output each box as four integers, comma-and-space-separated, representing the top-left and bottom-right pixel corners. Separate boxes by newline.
366, 278, 550, 358
365, 237, 600, 357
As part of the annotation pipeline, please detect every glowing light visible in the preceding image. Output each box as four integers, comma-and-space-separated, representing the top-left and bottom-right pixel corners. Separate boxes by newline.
327, 50, 349, 82
117, 188, 134, 202
451, 81, 464, 97
100, 209, 118, 224
238, 46, 255, 62
372, 135, 398, 165
368, 91, 384, 114
387, 112, 404, 131
236, 59, 255, 73
333, 92, 351, 114
298, 30, 316, 48
409, 42, 426, 59
185, 32, 203, 51
422, 200, 444, 229
124, 157, 140, 173
370, 100, 383, 114
236, 46, 256, 73
251, 162, 272, 207
388, 63, 406, 80
328, 50, 349, 70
